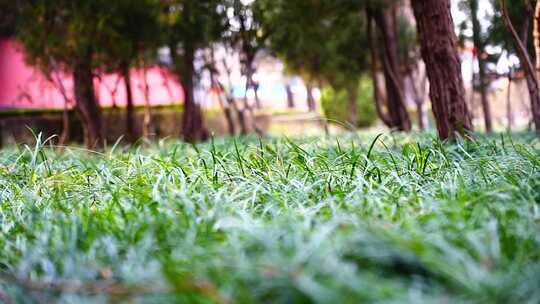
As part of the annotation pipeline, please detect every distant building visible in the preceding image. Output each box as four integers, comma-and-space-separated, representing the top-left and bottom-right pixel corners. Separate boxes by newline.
0, 39, 184, 110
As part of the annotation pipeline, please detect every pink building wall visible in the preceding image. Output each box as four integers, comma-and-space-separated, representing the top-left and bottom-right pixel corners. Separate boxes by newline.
0, 39, 184, 110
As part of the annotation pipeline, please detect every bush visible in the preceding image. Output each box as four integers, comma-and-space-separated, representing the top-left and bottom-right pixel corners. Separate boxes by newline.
321, 77, 378, 128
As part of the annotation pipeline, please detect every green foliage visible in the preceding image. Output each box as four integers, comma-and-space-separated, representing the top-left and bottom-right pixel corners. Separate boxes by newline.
16, 0, 120, 73
162, 0, 228, 79
1, 132, 540, 302
321, 78, 378, 128
256, 0, 369, 86
99, 0, 162, 71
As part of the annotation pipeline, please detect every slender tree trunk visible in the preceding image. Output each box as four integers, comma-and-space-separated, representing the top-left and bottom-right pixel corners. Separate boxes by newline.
73, 59, 104, 148
222, 56, 247, 135
253, 81, 261, 109
347, 83, 358, 128
408, 73, 426, 131
534, 1, 540, 83
306, 84, 316, 112
367, 15, 392, 127
285, 84, 295, 108
506, 74, 513, 130
221, 95, 236, 136
121, 63, 136, 142
49, 55, 70, 146
236, 98, 248, 135
373, 7, 411, 131
181, 44, 209, 142
501, 0, 540, 136
141, 67, 153, 140
59, 98, 70, 147
411, 0, 473, 140
470, 0, 493, 133
243, 76, 263, 136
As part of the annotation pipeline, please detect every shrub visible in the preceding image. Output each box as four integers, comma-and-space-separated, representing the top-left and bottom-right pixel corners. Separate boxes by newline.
321, 77, 377, 128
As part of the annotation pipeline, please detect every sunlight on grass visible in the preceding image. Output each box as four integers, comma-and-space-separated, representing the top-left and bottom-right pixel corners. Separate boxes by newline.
0, 132, 539, 303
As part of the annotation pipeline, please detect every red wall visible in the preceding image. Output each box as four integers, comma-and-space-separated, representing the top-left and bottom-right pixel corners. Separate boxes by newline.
0, 39, 184, 109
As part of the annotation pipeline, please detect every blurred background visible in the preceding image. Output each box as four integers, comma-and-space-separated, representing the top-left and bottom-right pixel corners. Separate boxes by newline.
0, 0, 535, 146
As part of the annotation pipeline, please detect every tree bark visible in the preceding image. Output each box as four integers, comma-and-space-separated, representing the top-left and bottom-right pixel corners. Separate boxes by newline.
73, 59, 104, 148
411, 0, 473, 140
121, 63, 136, 142
470, 0, 493, 133
180, 44, 209, 142
306, 83, 316, 112
500, 0, 540, 136
373, 7, 412, 131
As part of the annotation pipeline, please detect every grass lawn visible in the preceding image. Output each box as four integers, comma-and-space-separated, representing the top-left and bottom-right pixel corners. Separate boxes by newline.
1, 132, 540, 303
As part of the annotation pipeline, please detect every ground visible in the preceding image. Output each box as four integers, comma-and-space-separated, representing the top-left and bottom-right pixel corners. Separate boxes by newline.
0, 131, 539, 303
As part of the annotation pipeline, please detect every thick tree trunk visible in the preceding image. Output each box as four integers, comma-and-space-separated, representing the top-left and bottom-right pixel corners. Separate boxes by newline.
73, 60, 104, 148
347, 83, 358, 128
411, 0, 473, 140
470, 0, 493, 133
121, 63, 136, 142
501, 0, 540, 136
285, 84, 295, 108
373, 7, 411, 131
306, 84, 316, 112
181, 45, 209, 142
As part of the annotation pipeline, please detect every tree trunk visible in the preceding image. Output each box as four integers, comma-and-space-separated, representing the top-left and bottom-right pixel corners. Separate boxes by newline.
408, 73, 426, 131
534, 1, 540, 83
501, 0, 540, 136
236, 100, 248, 135
73, 59, 104, 148
411, 0, 473, 140
59, 98, 70, 147
253, 81, 262, 109
373, 7, 411, 131
347, 83, 358, 128
140, 68, 153, 140
285, 84, 295, 108
306, 84, 316, 112
181, 44, 209, 142
122, 63, 136, 142
470, 0, 493, 133
506, 74, 513, 131
367, 15, 392, 127
222, 95, 236, 136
